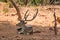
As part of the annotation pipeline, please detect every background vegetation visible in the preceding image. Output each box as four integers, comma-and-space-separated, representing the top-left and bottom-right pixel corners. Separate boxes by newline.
0, 0, 60, 7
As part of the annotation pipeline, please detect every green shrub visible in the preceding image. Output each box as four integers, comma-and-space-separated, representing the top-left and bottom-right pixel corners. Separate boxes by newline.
0, 0, 5, 2
30, 0, 41, 6
3, 8, 8, 14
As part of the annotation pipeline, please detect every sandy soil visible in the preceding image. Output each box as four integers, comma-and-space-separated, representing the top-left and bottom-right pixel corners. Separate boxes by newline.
0, 2, 60, 40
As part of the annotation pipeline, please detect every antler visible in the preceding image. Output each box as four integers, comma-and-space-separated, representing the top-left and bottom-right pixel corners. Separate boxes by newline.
10, 0, 21, 20
24, 9, 38, 21
24, 10, 29, 20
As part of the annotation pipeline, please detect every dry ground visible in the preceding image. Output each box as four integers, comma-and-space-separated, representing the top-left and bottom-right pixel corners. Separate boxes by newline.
0, 21, 60, 40
0, 2, 60, 40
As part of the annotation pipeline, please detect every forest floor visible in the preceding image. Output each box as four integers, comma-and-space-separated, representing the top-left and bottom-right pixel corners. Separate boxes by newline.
0, 2, 60, 40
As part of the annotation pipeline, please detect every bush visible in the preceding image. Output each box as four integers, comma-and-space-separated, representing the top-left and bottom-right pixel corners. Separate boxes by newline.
3, 8, 8, 14
0, 0, 5, 2
30, 0, 41, 6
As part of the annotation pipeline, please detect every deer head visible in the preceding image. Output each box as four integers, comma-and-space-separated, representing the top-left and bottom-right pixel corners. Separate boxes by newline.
16, 9, 38, 27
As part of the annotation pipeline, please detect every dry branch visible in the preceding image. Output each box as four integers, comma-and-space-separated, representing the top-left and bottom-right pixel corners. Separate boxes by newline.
53, 9, 57, 35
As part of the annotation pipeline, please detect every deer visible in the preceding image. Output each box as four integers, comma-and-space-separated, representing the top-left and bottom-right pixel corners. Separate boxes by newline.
10, 0, 38, 35
17, 9, 38, 35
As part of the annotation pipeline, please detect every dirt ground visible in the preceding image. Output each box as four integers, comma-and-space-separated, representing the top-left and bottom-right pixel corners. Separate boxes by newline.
0, 2, 60, 40
0, 21, 60, 40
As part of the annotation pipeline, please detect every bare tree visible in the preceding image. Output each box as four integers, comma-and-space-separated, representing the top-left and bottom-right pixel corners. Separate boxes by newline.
53, 9, 57, 35
10, 0, 22, 20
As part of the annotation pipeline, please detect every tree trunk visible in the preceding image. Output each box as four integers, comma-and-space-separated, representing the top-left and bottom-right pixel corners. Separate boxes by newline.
10, 0, 21, 20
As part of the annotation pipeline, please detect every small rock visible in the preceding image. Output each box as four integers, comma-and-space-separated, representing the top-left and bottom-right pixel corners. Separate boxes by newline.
49, 27, 54, 30
2, 36, 5, 38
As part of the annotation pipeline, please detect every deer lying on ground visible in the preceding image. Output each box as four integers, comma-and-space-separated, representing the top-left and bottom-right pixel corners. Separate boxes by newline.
10, 0, 38, 35
16, 9, 38, 35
